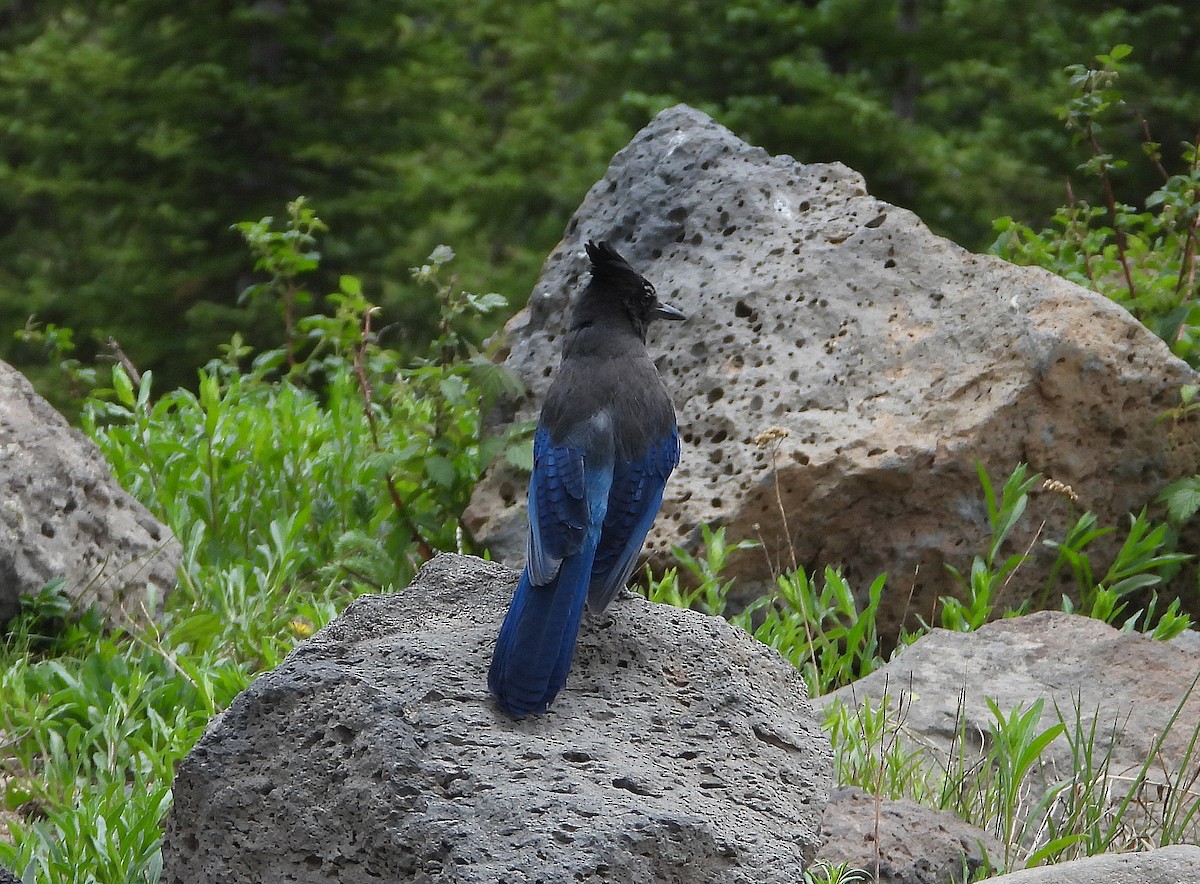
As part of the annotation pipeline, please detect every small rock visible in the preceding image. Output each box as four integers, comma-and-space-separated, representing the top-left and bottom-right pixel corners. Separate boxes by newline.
818, 611, 1200, 846
817, 786, 1003, 884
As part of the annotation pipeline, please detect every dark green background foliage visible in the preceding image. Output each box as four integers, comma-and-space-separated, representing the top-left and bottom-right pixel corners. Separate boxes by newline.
1, 1, 1197, 391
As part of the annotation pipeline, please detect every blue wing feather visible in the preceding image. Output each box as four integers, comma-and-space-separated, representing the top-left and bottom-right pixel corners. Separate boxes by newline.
587, 429, 680, 611
490, 448, 614, 718
526, 425, 588, 585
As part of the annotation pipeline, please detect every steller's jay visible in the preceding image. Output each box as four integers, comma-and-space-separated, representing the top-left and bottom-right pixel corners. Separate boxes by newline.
489, 241, 684, 718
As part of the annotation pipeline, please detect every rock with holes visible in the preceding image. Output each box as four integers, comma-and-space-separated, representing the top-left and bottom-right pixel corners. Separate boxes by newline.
816, 787, 1003, 883
464, 104, 1200, 633
161, 554, 832, 883
0, 359, 179, 625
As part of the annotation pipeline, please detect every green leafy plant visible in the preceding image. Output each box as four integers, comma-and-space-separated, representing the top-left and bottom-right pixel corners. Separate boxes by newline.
88, 204, 525, 594
825, 689, 936, 803
734, 567, 886, 697
12, 321, 98, 402
940, 463, 1192, 638
645, 527, 885, 697
3, 579, 104, 658
940, 463, 1041, 632
803, 860, 871, 884
644, 524, 758, 615
0, 201, 524, 879
1052, 510, 1190, 631
993, 46, 1200, 366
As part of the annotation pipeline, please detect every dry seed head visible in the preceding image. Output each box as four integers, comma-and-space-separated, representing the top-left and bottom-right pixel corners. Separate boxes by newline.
1042, 478, 1079, 503
754, 426, 791, 448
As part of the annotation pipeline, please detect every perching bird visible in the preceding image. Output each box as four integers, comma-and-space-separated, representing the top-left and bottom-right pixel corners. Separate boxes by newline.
488, 241, 684, 718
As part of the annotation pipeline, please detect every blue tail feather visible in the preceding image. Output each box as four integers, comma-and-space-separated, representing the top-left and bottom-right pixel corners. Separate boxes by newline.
488, 540, 597, 718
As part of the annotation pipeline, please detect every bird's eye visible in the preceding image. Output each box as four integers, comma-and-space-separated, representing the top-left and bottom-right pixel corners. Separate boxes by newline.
643, 282, 656, 300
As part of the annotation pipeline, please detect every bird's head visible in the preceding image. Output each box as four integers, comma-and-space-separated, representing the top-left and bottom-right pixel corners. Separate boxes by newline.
578, 241, 685, 339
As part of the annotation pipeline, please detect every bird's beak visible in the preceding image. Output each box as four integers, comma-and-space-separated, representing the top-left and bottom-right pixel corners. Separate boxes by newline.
652, 301, 686, 322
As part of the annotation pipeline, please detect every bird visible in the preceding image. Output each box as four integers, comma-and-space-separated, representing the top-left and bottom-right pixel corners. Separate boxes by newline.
488, 240, 685, 718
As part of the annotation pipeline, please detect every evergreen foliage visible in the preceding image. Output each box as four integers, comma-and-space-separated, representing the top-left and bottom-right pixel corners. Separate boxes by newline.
3, 2, 1198, 392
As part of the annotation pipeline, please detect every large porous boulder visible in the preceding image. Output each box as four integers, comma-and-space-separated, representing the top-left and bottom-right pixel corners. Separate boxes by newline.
463, 104, 1200, 633
0, 360, 179, 624
817, 611, 1200, 845
161, 554, 831, 883
816, 787, 1002, 884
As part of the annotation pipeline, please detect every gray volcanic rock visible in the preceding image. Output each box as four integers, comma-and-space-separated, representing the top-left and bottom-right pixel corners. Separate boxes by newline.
979, 844, 1200, 883
463, 104, 1200, 633
818, 611, 1200, 845
1170, 627, 1200, 656
161, 554, 831, 883
0, 360, 179, 623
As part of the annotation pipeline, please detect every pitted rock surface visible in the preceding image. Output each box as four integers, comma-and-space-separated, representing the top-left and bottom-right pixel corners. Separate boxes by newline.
464, 104, 1200, 632
161, 554, 831, 883
0, 359, 179, 623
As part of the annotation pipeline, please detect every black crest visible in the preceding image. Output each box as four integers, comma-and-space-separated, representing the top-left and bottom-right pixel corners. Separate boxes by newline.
585, 241, 642, 284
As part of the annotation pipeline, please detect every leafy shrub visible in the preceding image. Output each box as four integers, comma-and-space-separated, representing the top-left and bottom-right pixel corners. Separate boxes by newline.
0, 200, 524, 880
992, 46, 1200, 367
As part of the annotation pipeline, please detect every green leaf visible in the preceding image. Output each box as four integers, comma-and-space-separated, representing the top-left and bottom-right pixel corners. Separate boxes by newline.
471, 361, 526, 404
1024, 834, 1089, 867
505, 439, 534, 472
469, 292, 508, 313
1158, 477, 1200, 525
168, 613, 224, 648
1108, 44, 1133, 62
136, 370, 154, 409
111, 364, 135, 407
424, 456, 457, 488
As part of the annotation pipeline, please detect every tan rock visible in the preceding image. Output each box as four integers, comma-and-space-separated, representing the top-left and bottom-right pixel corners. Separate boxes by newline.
465, 105, 1200, 632
817, 786, 1003, 883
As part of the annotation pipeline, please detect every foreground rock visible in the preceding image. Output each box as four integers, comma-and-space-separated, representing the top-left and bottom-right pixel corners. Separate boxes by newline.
981, 844, 1200, 883
162, 554, 831, 883
818, 611, 1200, 843
0, 360, 179, 624
464, 104, 1200, 633
816, 787, 1002, 884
